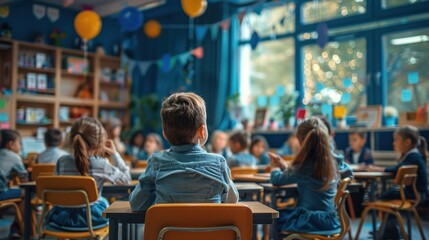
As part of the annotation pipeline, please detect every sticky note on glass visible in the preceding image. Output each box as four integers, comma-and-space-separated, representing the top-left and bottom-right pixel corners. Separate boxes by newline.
408, 72, 419, 85
316, 83, 324, 92
401, 89, 412, 102
343, 78, 352, 88
257, 96, 268, 107
321, 104, 332, 117
275, 85, 285, 96
333, 106, 347, 119
0, 98, 6, 109
341, 93, 351, 104
270, 95, 280, 106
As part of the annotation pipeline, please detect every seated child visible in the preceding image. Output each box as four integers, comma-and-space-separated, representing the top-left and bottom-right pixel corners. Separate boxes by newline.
270, 117, 341, 235
206, 130, 231, 159
36, 128, 69, 164
46, 117, 131, 231
140, 133, 164, 160
126, 130, 145, 160
249, 135, 270, 165
0, 130, 28, 201
129, 92, 238, 211
317, 115, 353, 179
344, 129, 374, 165
276, 132, 300, 156
367, 125, 428, 239
227, 131, 257, 167
105, 118, 126, 155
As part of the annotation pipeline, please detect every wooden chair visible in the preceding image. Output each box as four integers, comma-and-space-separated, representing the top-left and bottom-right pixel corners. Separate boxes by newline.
30, 163, 56, 236
144, 203, 253, 240
283, 178, 352, 240
36, 176, 109, 239
230, 167, 258, 180
354, 166, 426, 240
0, 198, 23, 236
24, 152, 38, 167
135, 160, 148, 169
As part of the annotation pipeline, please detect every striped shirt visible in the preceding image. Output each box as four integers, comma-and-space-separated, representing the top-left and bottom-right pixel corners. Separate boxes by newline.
55, 152, 131, 195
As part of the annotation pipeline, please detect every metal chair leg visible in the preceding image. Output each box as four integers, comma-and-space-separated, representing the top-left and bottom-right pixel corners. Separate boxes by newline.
392, 211, 408, 240
354, 207, 370, 240
412, 208, 427, 240
377, 212, 389, 240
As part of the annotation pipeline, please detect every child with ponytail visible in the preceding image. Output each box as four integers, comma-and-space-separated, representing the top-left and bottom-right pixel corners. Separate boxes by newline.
46, 117, 131, 231
270, 117, 340, 235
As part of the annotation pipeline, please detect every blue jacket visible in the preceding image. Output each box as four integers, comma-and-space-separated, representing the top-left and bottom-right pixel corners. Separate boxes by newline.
344, 146, 374, 165
385, 148, 428, 194
129, 144, 239, 211
271, 161, 341, 235
227, 151, 257, 167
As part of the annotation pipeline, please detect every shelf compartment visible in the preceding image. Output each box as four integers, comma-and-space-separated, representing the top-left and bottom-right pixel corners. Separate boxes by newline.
60, 97, 95, 106
98, 101, 128, 108
16, 94, 55, 103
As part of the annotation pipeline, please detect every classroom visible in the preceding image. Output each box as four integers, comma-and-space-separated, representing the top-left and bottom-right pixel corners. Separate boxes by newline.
0, 0, 428, 239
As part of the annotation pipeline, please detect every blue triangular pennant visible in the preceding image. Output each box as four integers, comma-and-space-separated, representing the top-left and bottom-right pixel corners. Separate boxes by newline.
195, 26, 208, 42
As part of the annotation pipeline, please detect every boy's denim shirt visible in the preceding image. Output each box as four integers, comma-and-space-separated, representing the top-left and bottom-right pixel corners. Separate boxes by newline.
129, 144, 239, 211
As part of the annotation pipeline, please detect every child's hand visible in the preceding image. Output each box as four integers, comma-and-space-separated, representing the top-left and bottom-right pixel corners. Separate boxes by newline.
104, 140, 117, 156
268, 152, 287, 171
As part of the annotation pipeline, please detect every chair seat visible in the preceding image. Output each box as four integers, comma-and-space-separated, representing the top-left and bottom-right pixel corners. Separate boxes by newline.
364, 200, 413, 210
282, 231, 340, 240
43, 225, 109, 239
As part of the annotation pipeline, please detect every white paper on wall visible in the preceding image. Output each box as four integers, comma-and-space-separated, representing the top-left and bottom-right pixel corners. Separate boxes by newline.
33, 4, 46, 20
47, 7, 60, 22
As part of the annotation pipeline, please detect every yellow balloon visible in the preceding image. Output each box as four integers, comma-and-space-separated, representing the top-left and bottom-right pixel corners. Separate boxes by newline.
181, 0, 207, 18
74, 10, 102, 40
144, 20, 162, 38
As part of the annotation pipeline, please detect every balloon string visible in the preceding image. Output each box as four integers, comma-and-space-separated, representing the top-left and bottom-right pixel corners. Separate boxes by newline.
83, 39, 88, 82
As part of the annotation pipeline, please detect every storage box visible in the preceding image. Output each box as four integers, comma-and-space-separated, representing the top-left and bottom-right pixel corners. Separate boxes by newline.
398, 104, 429, 127
66, 57, 89, 74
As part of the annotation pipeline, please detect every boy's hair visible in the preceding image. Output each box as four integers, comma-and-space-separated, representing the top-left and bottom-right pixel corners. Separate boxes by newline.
249, 135, 269, 155
69, 117, 107, 176
292, 117, 336, 190
396, 125, 427, 162
129, 130, 144, 147
45, 128, 63, 147
161, 92, 206, 146
0, 129, 21, 149
229, 131, 249, 150
349, 129, 367, 139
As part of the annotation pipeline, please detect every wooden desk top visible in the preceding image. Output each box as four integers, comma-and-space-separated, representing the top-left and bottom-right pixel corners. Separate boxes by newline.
353, 172, 394, 179
103, 201, 279, 223
259, 182, 364, 194
233, 173, 270, 183
234, 182, 263, 192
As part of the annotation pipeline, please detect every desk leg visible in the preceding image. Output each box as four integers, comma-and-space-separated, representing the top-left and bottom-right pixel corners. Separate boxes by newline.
407, 211, 412, 240
370, 180, 377, 240
270, 190, 278, 240
23, 187, 32, 240
253, 224, 257, 240
122, 221, 128, 240
109, 218, 118, 240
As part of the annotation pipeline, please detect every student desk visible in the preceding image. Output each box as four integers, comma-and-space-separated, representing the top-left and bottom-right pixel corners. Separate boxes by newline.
19, 181, 138, 240
235, 182, 264, 201
103, 201, 279, 240
233, 173, 271, 183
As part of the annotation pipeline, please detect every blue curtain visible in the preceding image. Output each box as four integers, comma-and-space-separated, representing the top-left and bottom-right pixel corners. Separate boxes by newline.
127, 2, 240, 132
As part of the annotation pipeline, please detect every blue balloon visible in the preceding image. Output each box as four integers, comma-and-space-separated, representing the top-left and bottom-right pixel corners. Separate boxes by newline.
119, 7, 143, 32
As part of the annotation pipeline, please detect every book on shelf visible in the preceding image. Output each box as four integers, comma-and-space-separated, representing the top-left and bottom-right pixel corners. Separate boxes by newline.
27, 73, 37, 90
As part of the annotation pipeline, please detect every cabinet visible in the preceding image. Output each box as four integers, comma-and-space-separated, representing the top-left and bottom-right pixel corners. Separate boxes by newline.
0, 40, 129, 136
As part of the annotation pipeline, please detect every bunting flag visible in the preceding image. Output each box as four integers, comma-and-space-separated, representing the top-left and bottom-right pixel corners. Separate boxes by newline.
177, 52, 191, 64
210, 25, 219, 40
63, 0, 74, 7
195, 26, 209, 42
192, 47, 204, 59
250, 31, 259, 50
161, 53, 172, 73
253, 5, 263, 15
128, 60, 137, 75
138, 62, 151, 76
220, 19, 230, 31
237, 11, 246, 25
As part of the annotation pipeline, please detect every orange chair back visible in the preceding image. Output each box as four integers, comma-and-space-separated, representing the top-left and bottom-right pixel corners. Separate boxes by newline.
335, 178, 351, 239
31, 164, 56, 181
36, 176, 99, 206
25, 152, 38, 167
393, 165, 419, 207
230, 167, 258, 179
144, 203, 253, 240
135, 160, 148, 169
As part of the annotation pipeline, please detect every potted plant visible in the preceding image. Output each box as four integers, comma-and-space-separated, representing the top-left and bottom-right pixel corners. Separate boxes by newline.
384, 106, 398, 127
276, 92, 299, 128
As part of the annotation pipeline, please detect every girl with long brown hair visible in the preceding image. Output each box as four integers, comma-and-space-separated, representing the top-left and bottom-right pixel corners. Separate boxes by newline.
269, 117, 340, 235
45, 117, 131, 231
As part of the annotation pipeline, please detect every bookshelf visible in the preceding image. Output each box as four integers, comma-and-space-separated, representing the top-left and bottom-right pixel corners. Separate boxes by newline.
0, 40, 130, 136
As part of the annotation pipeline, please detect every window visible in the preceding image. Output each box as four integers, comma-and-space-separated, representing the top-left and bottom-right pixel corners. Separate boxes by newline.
301, 0, 366, 24
383, 27, 429, 112
240, 38, 295, 119
240, 3, 295, 40
382, 0, 428, 9
302, 38, 367, 115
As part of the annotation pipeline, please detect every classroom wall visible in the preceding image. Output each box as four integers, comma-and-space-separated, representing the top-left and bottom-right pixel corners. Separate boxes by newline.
0, 1, 121, 55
